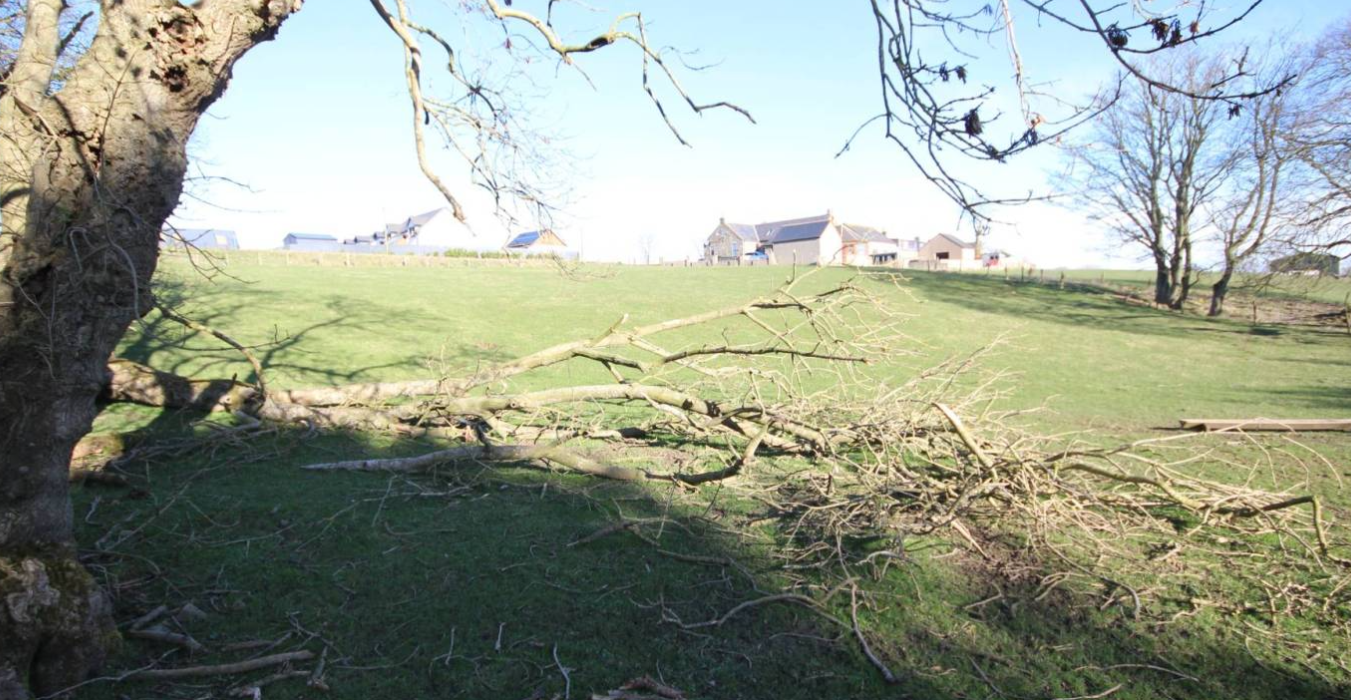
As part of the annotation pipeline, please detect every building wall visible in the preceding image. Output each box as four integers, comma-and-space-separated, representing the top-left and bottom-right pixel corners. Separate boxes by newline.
704, 226, 749, 262
770, 226, 843, 266
284, 237, 339, 252
919, 236, 975, 263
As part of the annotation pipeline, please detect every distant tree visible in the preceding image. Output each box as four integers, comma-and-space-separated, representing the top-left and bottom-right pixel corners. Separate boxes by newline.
638, 231, 658, 265
1061, 55, 1230, 309
1204, 47, 1305, 316
1288, 17, 1351, 261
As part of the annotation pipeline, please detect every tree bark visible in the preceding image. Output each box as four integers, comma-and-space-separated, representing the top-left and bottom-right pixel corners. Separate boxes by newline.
1152, 257, 1174, 306
1209, 271, 1234, 317
0, 2, 300, 696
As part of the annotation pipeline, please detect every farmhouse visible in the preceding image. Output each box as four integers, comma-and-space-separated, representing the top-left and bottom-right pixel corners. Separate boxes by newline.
507, 229, 575, 259
1270, 252, 1340, 276
283, 233, 339, 252
703, 212, 905, 266
915, 233, 977, 269
164, 228, 239, 251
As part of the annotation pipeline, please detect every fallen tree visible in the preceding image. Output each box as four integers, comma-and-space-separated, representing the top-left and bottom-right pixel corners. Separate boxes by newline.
83, 270, 1351, 688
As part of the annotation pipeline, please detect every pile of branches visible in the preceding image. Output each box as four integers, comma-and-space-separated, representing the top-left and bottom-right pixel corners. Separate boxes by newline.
92, 269, 1350, 685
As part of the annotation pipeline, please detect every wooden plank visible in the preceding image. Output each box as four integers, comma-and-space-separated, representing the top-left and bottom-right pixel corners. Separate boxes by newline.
1179, 418, 1351, 432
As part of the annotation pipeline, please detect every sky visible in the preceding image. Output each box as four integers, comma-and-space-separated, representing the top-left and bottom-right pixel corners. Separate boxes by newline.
172, 0, 1342, 267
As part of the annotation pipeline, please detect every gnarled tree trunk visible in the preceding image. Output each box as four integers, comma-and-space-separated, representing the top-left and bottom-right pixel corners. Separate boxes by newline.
0, 2, 299, 696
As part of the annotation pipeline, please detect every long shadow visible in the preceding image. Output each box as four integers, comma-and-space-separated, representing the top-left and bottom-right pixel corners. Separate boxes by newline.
1236, 385, 1351, 413
67, 422, 1347, 699
879, 271, 1348, 347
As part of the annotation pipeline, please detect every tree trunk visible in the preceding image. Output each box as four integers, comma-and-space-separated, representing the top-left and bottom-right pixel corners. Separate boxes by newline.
0, 2, 299, 696
1209, 271, 1234, 317
1152, 251, 1174, 306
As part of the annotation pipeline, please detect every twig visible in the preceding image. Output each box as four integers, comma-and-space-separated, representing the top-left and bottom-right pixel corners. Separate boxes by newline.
122, 650, 315, 681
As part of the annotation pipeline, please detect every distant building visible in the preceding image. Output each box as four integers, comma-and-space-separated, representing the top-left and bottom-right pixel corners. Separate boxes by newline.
1270, 252, 1340, 276
343, 207, 500, 255
981, 249, 1019, 269
915, 233, 977, 269
163, 228, 239, 251
703, 212, 904, 266
283, 233, 340, 252
507, 229, 576, 259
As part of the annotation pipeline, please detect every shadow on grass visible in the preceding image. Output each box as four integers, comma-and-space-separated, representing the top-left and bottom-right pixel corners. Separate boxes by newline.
65, 421, 1348, 700
885, 271, 1350, 348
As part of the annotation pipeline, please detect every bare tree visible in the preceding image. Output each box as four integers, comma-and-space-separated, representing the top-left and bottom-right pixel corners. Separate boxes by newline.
0, 1, 748, 694
638, 230, 658, 265
1205, 49, 1304, 316
1288, 17, 1351, 260
1062, 55, 1228, 309
858, 0, 1285, 224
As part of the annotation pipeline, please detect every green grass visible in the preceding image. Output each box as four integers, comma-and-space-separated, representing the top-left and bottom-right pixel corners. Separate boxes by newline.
73, 261, 1351, 699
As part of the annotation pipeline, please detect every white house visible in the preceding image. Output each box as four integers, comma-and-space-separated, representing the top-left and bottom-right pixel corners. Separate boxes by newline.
703, 212, 903, 267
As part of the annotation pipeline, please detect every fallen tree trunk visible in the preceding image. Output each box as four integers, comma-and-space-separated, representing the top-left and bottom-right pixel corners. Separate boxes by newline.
105, 359, 259, 413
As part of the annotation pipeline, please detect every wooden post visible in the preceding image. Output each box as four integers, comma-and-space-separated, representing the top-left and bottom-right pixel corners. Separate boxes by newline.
1099, 271, 1105, 285
1040, 269, 1045, 283
1059, 271, 1065, 290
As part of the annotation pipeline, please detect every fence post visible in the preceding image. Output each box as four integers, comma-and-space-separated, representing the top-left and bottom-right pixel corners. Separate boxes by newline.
1059, 271, 1065, 290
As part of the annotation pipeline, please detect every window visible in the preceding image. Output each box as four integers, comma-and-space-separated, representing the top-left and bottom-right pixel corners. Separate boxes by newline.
215, 234, 229, 246
936, 252, 950, 260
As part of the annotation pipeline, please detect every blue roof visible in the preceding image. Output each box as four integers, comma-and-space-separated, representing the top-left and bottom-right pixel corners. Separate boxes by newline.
286, 233, 337, 241
508, 231, 541, 247
770, 219, 831, 244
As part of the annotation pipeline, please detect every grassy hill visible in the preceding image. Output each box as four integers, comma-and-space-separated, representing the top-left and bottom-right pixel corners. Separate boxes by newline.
77, 261, 1351, 699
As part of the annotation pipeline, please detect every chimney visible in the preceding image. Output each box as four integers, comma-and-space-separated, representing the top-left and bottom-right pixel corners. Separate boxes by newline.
826, 209, 834, 223
719, 216, 725, 225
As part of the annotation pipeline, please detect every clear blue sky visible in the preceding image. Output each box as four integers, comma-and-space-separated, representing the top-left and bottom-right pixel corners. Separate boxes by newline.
175, 0, 1341, 266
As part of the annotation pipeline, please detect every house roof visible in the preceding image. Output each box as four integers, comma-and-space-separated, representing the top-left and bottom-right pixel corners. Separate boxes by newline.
758, 214, 830, 242
286, 233, 337, 241
720, 213, 833, 244
508, 231, 542, 248
508, 230, 568, 248
932, 233, 975, 249
407, 208, 449, 227
723, 223, 760, 242
771, 219, 832, 244
840, 223, 892, 243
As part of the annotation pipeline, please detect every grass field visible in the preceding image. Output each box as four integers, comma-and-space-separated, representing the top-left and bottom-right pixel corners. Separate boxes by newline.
76, 260, 1351, 699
